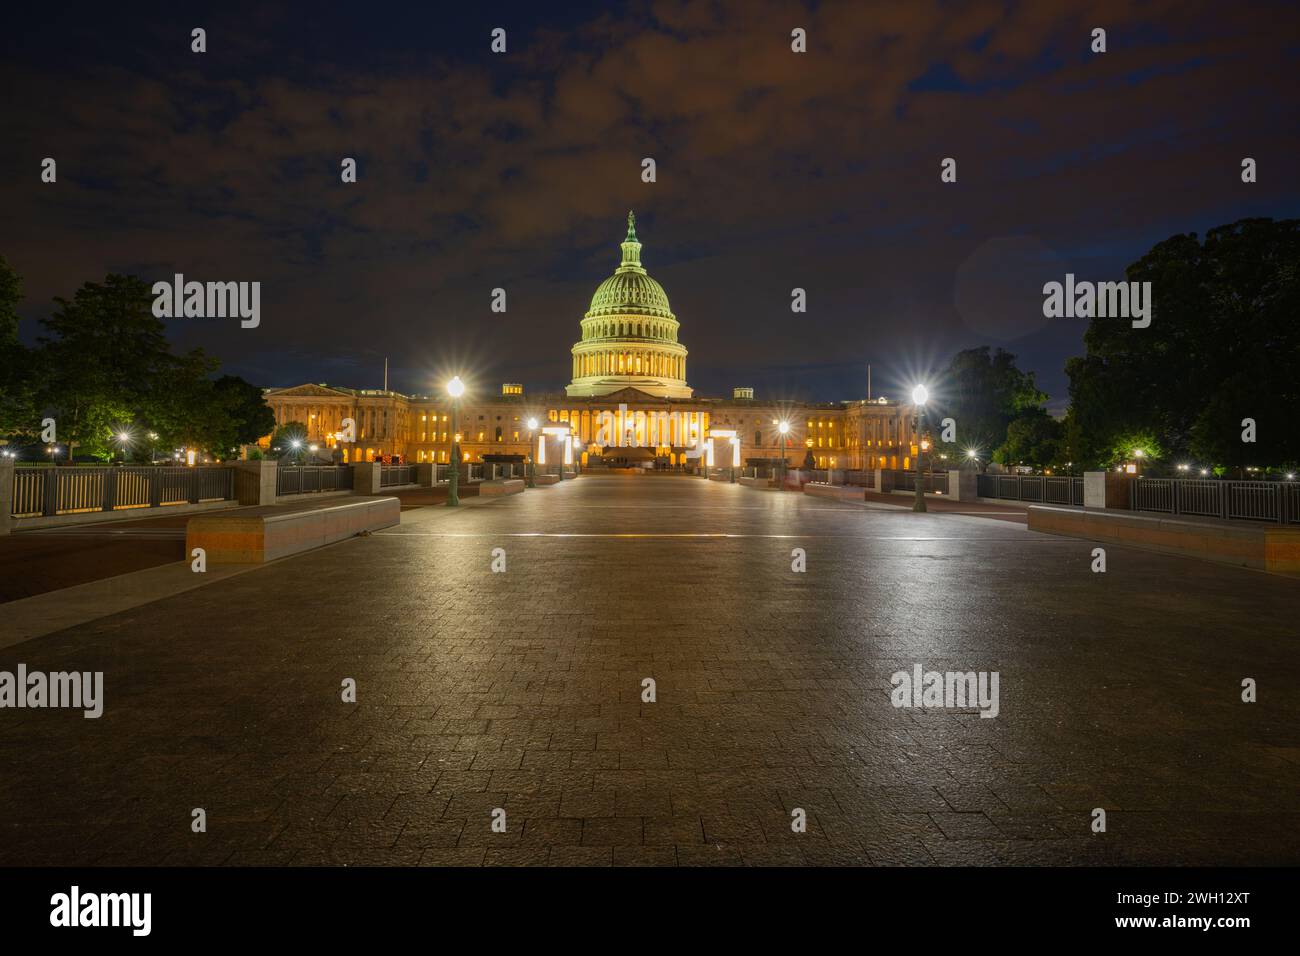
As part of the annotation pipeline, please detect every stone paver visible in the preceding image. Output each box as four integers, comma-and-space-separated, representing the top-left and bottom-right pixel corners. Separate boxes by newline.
0, 475, 1296, 866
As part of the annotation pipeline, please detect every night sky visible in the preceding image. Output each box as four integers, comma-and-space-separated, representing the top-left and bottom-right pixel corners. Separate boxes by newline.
2, 1, 1297, 409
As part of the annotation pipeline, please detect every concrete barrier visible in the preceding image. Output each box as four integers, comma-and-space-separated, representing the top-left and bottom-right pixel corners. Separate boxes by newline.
534, 474, 561, 486
480, 479, 525, 497
803, 482, 866, 502
737, 476, 772, 489
187, 497, 400, 564
1028, 504, 1300, 573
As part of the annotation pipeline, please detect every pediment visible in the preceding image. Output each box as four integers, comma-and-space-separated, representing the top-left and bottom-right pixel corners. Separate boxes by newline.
266, 383, 353, 398
595, 387, 669, 405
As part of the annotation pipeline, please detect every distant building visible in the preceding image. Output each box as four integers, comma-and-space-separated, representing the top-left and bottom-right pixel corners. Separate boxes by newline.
262, 214, 919, 469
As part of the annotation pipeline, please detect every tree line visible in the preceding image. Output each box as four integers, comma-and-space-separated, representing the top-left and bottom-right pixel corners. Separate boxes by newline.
933, 218, 1299, 476
0, 260, 274, 462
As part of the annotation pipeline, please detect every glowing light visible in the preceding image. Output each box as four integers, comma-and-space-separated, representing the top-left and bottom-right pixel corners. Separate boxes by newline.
527, 417, 538, 430
911, 384, 928, 405
447, 376, 466, 398
966, 449, 978, 459
1133, 448, 1144, 459
778, 421, 790, 435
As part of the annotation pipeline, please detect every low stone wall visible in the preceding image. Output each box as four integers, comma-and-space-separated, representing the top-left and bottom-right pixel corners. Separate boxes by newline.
11, 499, 237, 532
186, 497, 400, 564
534, 474, 561, 486
1028, 505, 1300, 573
480, 479, 525, 497
803, 482, 866, 502
736, 476, 772, 489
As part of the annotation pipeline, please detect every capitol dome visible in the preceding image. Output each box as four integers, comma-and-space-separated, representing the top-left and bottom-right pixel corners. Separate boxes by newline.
587, 269, 673, 319
566, 212, 692, 400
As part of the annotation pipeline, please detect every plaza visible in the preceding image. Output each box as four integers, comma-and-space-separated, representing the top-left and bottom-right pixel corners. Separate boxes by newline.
0, 475, 1296, 866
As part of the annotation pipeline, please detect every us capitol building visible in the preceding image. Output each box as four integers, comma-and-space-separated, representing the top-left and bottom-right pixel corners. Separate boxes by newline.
261, 213, 918, 471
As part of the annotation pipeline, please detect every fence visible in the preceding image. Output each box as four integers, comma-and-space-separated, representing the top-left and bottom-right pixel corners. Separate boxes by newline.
276, 465, 351, 496
379, 464, 416, 488
976, 473, 1084, 506
891, 471, 950, 495
1131, 478, 1299, 524
11, 466, 234, 518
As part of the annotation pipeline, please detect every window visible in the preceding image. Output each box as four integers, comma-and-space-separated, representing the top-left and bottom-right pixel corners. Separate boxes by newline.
755, 431, 762, 446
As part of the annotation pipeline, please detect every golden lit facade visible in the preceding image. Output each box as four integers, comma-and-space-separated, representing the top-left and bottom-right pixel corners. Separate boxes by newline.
262, 384, 918, 470
261, 214, 919, 469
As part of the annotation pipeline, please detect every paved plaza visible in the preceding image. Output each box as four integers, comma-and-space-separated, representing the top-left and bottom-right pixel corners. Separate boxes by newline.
1, 476, 1297, 866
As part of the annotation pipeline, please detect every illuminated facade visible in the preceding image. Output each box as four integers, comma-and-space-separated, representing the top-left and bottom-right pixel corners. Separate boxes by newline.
262, 215, 921, 470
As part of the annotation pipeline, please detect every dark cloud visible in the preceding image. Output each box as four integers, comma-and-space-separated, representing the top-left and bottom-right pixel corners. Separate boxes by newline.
1, 0, 1296, 402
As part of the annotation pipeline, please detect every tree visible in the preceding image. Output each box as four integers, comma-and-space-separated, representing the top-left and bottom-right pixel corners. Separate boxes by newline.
1067, 218, 1300, 471
214, 375, 276, 446
1102, 431, 1165, 470
997, 409, 1066, 470
0, 256, 33, 438
936, 346, 1047, 461
18, 271, 276, 462
34, 274, 174, 459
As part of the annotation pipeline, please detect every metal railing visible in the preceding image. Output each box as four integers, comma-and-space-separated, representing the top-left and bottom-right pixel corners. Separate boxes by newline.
1131, 478, 1298, 524
276, 465, 351, 496
11, 466, 234, 518
976, 473, 1083, 506
892, 471, 950, 494
379, 464, 416, 487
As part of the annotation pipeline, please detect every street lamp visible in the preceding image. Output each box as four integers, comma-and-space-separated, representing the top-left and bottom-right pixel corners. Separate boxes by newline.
446, 375, 465, 506
526, 417, 538, 487
778, 421, 790, 490
911, 384, 929, 513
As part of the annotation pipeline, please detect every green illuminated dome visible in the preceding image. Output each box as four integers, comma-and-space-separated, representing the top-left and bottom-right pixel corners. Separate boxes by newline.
585, 212, 675, 320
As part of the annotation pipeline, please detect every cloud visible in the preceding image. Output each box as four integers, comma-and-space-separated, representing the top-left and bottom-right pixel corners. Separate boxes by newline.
0, 0, 1296, 399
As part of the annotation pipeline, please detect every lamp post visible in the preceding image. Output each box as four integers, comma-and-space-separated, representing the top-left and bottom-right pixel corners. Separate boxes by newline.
729, 435, 737, 482
446, 376, 465, 506
778, 421, 790, 489
911, 384, 928, 513
526, 417, 538, 487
